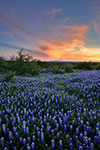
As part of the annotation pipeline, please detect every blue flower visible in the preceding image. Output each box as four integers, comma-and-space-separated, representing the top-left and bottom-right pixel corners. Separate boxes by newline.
51, 139, 55, 150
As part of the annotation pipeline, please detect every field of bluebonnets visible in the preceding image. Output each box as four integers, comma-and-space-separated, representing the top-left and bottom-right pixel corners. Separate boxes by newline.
0, 70, 100, 150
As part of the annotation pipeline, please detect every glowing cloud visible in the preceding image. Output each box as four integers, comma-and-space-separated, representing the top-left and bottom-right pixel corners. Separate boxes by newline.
39, 24, 89, 61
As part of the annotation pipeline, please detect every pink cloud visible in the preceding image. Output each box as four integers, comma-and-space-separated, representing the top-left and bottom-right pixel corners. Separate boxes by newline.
92, 15, 100, 33
92, 19, 99, 32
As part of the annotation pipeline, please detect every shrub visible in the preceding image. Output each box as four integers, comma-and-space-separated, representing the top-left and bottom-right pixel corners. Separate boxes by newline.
52, 68, 64, 74
96, 64, 100, 70
31, 62, 41, 76
65, 64, 73, 73
51, 65, 64, 74
76, 62, 94, 70
3, 71, 16, 82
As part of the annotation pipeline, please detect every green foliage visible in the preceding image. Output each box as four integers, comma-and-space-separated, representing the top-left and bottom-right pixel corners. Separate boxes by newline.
76, 62, 94, 70
51, 65, 64, 74
1, 49, 99, 76
31, 62, 41, 75
3, 71, 16, 82
65, 64, 73, 73
0, 57, 8, 72
9, 49, 42, 76
96, 64, 100, 70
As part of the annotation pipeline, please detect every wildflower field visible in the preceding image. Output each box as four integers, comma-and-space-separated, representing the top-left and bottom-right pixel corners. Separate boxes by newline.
0, 71, 100, 150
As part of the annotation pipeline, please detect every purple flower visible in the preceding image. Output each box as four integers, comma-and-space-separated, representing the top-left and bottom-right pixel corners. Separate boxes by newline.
37, 131, 40, 138
31, 142, 35, 150
23, 138, 26, 146
83, 136, 88, 144
32, 135, 35, 142
79, 146, 83, 150
8, 131, 13, 140
51, 139, 55, 150
59, 140, 63, 148
76, 128, 79, 135
79, 133, 83, 141
1, 137, 4, 147
15, 132, 19, 139
90, 143, 94, 150
26, 127, 29, 136
0, 117, 1, 124
41, 132, 44, 144
27, 146, 31, 150
51, 129, 54, 136
69, 143, 73, 150
27, 137, 31, 143
2, 124, 6, 134
19, 137, 22, 143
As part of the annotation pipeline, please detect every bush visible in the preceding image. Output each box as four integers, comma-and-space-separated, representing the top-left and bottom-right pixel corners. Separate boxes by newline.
96, 64, 100, 70
76, 62, 94, 70
31, 62, 41, 76
0, 57, 8, 72
52, 68, 64, 74
3, 71, 16, 82
51, 65, 64, 74
65, 64, 73, 73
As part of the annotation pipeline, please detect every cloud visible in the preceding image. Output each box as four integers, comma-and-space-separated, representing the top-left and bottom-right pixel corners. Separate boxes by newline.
0, 31, 14, 37
59, 52, 100, 62
0, 42, 21, 50
57, 24, 89, 39
39, 45, 49, 51
92, 16, 100, 33
0, 42, 49, 58
0, 11, 34, 36
44, 8, 62, 16
37, 24, 91, 61
90, 0, 100, 16
64, 17, 70, 22
90, 0, 100, 34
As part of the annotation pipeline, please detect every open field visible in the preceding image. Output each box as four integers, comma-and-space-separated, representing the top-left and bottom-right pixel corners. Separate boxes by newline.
0, 71, 100, 150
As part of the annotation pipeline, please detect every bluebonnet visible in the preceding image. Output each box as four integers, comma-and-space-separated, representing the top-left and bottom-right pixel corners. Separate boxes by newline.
51, 139, 55, 150
0, 70, 100, 149
31, 142, 35, 150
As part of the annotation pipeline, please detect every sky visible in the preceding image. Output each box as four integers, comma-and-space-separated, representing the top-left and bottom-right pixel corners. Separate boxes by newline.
0, 0, 100, 61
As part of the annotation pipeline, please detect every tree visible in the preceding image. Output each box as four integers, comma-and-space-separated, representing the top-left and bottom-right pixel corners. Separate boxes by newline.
65, 64, 73, 73
0, 56, 8, 72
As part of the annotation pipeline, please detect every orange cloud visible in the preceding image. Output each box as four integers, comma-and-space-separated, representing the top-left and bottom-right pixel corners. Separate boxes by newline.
59, 50, 100, 62
37, 23, 100, 61
39, 24, 89, 61
57, 25, 88, 40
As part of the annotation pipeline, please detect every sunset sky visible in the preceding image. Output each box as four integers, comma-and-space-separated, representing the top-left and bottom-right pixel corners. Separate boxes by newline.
0, 0, 100, 61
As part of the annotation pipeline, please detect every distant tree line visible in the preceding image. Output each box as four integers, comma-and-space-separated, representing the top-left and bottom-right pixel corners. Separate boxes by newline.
0, 49, 100, 77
